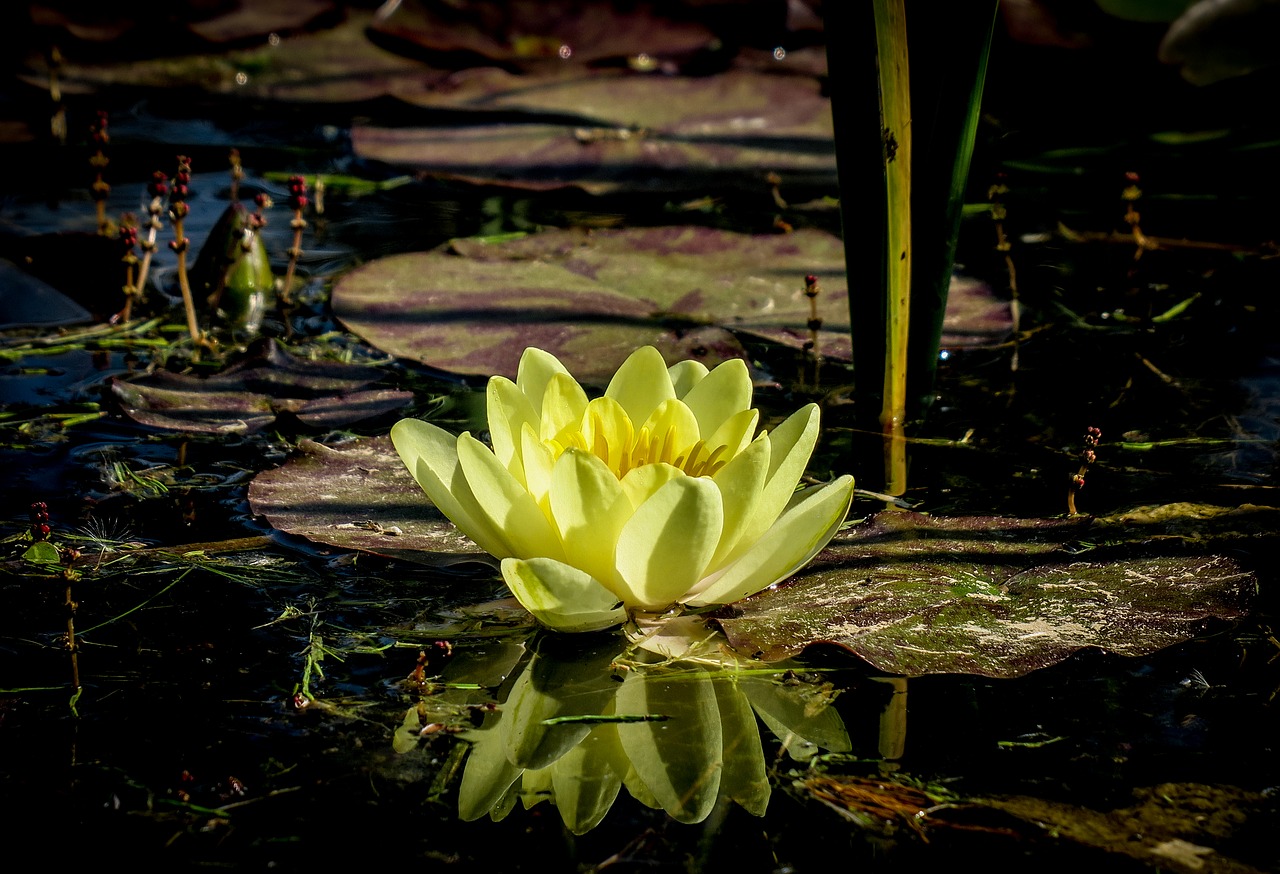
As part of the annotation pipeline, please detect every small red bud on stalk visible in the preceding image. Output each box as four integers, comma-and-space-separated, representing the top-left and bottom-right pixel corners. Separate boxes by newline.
803, 273, 823, 386
168, 156, 212, 355
89, 110, 112, 236
116, 216, 141, 322
1067, 426, 1102, 516
280, 175, 309, 307
1122, 171, 1151, 260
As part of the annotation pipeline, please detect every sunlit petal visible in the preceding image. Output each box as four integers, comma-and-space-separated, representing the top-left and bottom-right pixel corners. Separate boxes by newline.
458, 433, 565, 561
619, 462, 684, 510
667, 358, 709, 398
540, 371, 588, 441
616, 476, 722, 609
704, 435, 769, 574
684, 475, 853, 607
734, 403, 821, 548
501, 557, 628, 632
486, 375, 537, 478
680, 357, 752, 438
549, 449, 632, 593
516, 346, 572, 417
605, 345, 674, 426
391, 419, 513, 558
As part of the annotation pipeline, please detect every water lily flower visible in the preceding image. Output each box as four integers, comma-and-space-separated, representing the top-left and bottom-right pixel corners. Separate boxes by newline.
391, 345, 854, 632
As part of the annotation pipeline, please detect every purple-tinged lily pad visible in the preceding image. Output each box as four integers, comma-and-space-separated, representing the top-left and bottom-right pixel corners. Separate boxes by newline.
248, 435, 490, 566
25, 9, 455, 105
111, 340, 411, 434
333, 226, 1010, 381
350, 68, 835, 190
332, 226, 845, 380
714, 511, 1255, 677
250, 442, 1253, 678
370, 0, 716, 68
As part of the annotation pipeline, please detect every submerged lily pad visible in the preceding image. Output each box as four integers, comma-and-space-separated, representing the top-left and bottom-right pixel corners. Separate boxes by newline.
248, 435, 489, 566
111, 339, 412, 434
714, 511, 1255, 677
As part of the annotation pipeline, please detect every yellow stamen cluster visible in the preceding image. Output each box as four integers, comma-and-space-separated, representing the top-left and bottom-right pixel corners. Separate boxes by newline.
549, 410, 729, 480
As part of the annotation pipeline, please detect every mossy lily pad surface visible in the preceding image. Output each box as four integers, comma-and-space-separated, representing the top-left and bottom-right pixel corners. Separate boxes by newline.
248, 435, 490, 566
248, 437, 1253, 677
714, 511, 1254, 677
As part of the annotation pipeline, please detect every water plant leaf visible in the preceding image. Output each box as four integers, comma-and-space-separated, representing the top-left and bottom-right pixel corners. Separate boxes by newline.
332, 227, 846, 380
334, 227, 1008, 381
247, 435, 490, 566
111, 339, 411, 434
713, 510, 1255, 677
369, 0, 717, 68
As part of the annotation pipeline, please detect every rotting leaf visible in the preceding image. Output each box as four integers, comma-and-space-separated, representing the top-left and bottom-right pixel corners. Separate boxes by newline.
713, 511, 1255, 677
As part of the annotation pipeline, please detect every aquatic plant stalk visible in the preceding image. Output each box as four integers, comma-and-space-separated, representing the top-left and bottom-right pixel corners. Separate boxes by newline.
873, 0, 911, 497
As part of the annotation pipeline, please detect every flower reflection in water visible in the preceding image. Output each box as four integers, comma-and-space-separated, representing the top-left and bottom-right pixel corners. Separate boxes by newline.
403, 619, 851, 834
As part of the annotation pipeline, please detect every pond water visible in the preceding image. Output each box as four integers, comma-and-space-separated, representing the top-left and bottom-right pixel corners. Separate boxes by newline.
2, 4, 1278, 871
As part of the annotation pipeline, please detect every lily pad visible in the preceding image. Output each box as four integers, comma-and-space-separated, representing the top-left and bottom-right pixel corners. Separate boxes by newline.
247, 435, 490, 566
332, 226, 845, 380
250, 439, 1252, 678
369, 0, 717, 68
714, 511, 1255, 677
111, 339, 412, 434
350, 67, 835, 190
333, 227, 1009, 381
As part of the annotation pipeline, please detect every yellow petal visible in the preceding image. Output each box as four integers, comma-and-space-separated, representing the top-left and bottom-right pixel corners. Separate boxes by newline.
540, 372, 588, 441
615, 476, 723, 609
457, 433, 565, 561
703, 434, 770, 574
501, 557, 628, 632
705, 407, 760, 464
549, 449, 632, 592
619, 462, 684, 510
668, 359, 709, 397
390, 419, 513, 558
519, 423, 555, 510
486, 375, 537, 479
680, 357, 752, 438
684, 475, 853, 607
638, 398, 701, 463
580, 396, 634, 473
735, 403, 820, 548
605, 345, 673, 426
516, 347, 572, 417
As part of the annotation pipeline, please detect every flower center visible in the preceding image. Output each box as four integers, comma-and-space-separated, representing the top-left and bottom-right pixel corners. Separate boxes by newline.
552, 412, 730, 480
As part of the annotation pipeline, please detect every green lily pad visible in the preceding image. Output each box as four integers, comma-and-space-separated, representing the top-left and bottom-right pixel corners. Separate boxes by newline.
247, 435, 490, 566
332, 226, 845, 380
111, 340, 412, 434
333, 226, 1009, 381
369, 0, 717, 68
250, 438, 1252, 678
714, 511, 1255, 677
